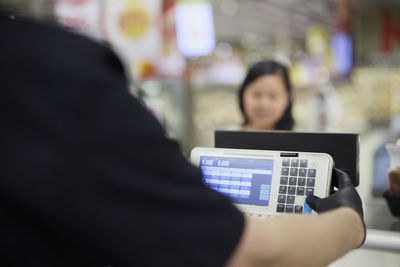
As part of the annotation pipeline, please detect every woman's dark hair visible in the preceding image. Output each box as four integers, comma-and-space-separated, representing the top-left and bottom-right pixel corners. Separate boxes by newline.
238, 60, 294, 130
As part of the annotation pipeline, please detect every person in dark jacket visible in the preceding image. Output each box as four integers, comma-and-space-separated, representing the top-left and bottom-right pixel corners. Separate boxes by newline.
0, 2, 365, 267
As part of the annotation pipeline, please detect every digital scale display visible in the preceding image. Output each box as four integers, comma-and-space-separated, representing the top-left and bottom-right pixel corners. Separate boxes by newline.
200, 156, 274, 206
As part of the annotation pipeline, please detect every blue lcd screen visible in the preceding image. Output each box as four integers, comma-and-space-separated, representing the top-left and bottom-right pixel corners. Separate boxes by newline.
200, 156, 274, 206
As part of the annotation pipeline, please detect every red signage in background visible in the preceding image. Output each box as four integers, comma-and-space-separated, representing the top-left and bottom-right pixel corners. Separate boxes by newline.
55, 0, 104, 40
57, 0, 90, 5
155, 0, 186, 79
335, 0, 355, 32
382, 10, 400, 54
103, 0, 162, 80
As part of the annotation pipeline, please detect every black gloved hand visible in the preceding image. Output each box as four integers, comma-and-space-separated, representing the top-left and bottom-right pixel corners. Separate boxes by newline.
306, 168, 365, 244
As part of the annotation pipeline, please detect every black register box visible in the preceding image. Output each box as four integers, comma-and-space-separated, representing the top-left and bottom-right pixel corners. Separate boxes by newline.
214, 130, 360, 186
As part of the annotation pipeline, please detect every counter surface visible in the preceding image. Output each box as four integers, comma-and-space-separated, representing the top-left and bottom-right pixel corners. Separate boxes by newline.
363, 197, 400, 251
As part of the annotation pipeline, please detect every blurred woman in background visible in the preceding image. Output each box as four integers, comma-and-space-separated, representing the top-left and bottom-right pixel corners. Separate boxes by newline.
238, 60, 294, 131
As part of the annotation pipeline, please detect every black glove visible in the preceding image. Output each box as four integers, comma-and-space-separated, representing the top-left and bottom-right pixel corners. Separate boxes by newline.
306, 168, 365, 244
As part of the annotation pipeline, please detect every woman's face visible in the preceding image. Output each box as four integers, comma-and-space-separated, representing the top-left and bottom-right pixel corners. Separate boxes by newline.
243, 74, 290, 130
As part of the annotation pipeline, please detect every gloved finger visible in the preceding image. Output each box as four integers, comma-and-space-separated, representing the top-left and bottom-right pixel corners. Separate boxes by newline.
330, 186, 337, 195
334, 168, 353, 190
331, 169, 339, 189
306, 195, 321, 212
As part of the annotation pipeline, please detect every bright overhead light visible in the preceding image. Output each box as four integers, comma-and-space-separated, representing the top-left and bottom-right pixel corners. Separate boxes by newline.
175, 1, 216, 57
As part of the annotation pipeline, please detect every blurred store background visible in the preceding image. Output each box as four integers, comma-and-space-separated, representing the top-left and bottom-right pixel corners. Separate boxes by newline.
4, 0, 400, 264
46, 0, 400, 148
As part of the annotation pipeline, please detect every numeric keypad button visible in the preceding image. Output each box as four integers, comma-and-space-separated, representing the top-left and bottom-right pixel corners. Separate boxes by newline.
291, 159, 299, 167
300, 159, 308, 168
277, 204, 285, 213
308, 169, 316, 178
307, 179, 315, 187
295, 205, 303, 214
288, 186, 296, 195
281, 168, 289, 176
287, 196, 295, 204
279, 186, 287, 194
299, 168, 307, 177
289, 177, 297, 185
278, 195, 287, 203
282, 159, 290, 167
296, 187, 305, 196
305, 188, 314, 196
297, 178, 306, 186
285, 205, 294, 213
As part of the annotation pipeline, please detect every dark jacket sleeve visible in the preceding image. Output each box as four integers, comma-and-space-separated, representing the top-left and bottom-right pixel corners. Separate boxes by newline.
0, 16, 244, 267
